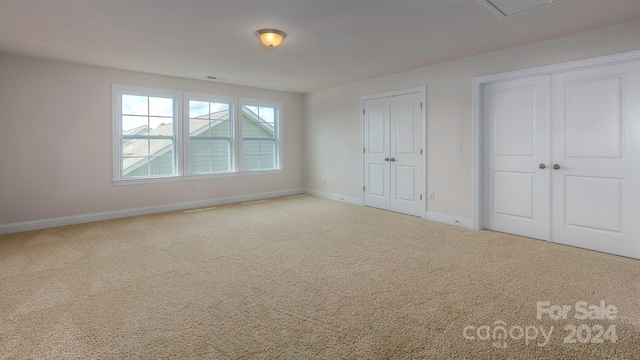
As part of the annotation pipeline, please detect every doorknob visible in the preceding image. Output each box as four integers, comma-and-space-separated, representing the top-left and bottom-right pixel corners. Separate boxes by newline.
553, 164, 561, 170
384, 157, 390, 162
539, 163, 547, 169
390, 158, 396, 162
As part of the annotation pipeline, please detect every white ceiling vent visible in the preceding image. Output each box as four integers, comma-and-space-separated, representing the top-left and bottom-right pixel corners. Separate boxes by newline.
475, 0, 565, 19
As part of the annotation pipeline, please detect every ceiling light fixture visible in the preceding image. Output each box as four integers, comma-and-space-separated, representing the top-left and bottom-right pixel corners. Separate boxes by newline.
256, 29, 287, 47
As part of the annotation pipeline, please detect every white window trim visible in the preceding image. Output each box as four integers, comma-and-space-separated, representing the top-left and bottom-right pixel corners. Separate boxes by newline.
239, 98, 282, 172
112, 84, 183, 183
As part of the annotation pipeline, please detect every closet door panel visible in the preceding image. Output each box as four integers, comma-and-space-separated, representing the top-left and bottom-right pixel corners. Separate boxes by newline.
364, 98, 391, 210
482, 75, 551, 240
390, 92, 423, 217
564, 77, 622, 158
551, 62, 640, 259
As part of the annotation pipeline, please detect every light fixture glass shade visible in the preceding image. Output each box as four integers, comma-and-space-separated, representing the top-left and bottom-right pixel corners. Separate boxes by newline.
256, 29, 286, 47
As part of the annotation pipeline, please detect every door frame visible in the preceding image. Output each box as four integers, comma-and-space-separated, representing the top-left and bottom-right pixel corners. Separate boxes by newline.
472, 49, 640, 230
361, 86, 427, 218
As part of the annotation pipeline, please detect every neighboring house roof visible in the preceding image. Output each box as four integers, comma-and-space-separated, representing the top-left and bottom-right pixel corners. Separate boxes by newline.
189, 110, 230, 137
122, 108, 271, 175
122, 123, 174, 174
123, 125, 149, 136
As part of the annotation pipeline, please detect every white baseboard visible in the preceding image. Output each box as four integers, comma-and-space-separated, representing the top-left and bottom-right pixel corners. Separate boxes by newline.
304, 189, 473, 229
1, 189, 474, 235
425, 212, 473, 228
304, 189, 361, 206
0, 188, 305, 235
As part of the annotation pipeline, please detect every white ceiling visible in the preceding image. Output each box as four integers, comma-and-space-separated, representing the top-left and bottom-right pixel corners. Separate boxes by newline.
0, 0, 639, 93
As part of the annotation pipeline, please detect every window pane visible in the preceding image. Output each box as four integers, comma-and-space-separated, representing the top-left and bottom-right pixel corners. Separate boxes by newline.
191, 138, 229, 156
243, 139, 259, 155
259, 140, 275, 154
149, 117, 174, 136
242, 155, 259, 171
211, 155, 230, 172
256, 106, 276, 137
190, 101, 230, 137
122, 115, 148, 135
189, 118, 210, 136
122, 95, 148, 116
149, 97, 174, 117
211, 102, 230, 114
190, 156, 211, 174
211, 139, 230, 155
189, 101, 209, 118
212, 119, 230, 137
190, 155, 231, 174
189, 138, 230, 174
123, 160, 150, 178
247, 105, 275, 126
242, 118, 261, 137
190, 101, 230, 118
244, 105, 259, 117
122, 139, 149, 157
149, 153, 174, 176
259, 154, 275, 170
190, 138, 212, 156
149, 139, 173, 159
190, 119, 230, 138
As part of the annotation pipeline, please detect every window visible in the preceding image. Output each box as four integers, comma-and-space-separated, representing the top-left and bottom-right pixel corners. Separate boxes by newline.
241, 102, 279, 171
114, 86, 181, 180
187, 96, 235, 175
113, 85, 281, 183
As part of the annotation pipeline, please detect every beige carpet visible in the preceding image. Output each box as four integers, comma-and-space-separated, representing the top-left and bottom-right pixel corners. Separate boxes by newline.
0, 195, 638, 359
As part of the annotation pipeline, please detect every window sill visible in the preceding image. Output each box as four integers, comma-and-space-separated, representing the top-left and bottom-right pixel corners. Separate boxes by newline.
113, 169, 283, 186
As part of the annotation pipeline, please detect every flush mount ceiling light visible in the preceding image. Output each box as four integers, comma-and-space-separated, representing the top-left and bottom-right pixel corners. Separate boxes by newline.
256, 29, 287, 47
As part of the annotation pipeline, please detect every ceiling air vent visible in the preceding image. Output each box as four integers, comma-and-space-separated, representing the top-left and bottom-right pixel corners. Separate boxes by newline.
474, 0, 565, 19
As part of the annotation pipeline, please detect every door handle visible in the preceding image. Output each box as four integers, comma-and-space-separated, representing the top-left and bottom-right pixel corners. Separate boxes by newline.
384, 157, 390, 162
553, 164, 561, 170
539, 163, 547, 169
390, 158, 396, 162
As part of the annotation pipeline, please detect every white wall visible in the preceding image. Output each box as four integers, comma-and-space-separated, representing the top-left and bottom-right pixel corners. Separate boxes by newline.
0, 54, 304, 227
303, 19, 640, 222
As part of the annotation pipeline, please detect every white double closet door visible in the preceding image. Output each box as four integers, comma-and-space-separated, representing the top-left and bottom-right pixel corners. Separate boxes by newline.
363, 92, 423, 217
483, 61, 640, 259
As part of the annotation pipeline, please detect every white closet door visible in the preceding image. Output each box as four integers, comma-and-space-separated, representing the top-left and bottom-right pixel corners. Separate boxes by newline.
551, 62, 640, 259
390, 93, 423, 217
364, 98, 391, 210
364, 92, 424, 217
482, 76, 551, 240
